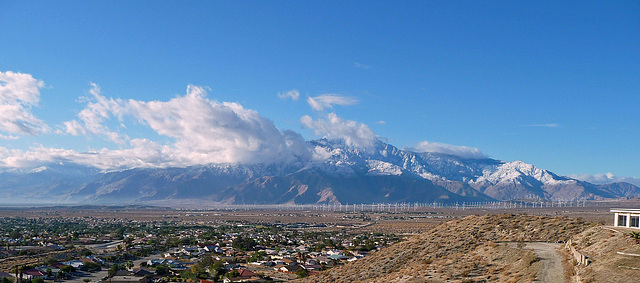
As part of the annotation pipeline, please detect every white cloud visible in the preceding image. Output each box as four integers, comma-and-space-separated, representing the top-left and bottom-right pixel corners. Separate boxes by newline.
569, 173, 640, 187
125, 85, 310, 165
301, 112, 376, 150
409, 141, 486, 159
66, 83, 127, 143
375, 120, 386, 125
307, 94, 358, 111
0, 71, 49, 136
49, 84, 311, 169
60, 120, 87, 136
278, 89, 300, 101
354, 62, 371, 70
0, 134, 19, 140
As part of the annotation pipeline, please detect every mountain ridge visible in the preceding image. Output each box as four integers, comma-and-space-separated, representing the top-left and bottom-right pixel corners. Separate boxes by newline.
0, 139, 638, 204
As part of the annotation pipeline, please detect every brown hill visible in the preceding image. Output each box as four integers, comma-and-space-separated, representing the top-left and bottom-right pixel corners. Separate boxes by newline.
569, 226, 640, 282
297, 214, 592, 282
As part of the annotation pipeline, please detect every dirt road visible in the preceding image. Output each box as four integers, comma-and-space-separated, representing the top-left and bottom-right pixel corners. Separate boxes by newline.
525, 242, 565, 283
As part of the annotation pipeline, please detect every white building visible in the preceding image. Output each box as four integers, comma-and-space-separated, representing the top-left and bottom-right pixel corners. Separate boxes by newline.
611, 209, 640, 229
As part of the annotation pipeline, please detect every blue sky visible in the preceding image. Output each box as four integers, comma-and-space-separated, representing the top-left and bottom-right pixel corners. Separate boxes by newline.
1, 1, 639, 179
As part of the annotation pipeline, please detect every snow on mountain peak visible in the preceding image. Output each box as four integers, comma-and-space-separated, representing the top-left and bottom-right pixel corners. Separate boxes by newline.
366, 160, 403, 176
29, 166, 48, 174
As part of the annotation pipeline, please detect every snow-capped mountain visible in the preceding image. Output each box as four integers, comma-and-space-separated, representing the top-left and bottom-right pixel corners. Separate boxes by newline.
303, 139, 639, 201
1, 139, 638, 204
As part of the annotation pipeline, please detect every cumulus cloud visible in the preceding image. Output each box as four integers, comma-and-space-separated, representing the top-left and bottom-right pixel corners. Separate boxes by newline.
0, 71, 49, 136
62, 83, 127, 143
569, 173, 640, 187
49, 84, 311, 169
301, 112, 376, 150
125, 85, 310, 165
307, 94, 358, 111
409, 141, 486, 159
278, 89, 300, 101
0, 144, 167, 170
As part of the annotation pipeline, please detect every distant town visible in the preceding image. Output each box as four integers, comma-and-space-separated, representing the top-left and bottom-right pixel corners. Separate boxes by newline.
0, 206, 427, 283
1, 200, 637, 282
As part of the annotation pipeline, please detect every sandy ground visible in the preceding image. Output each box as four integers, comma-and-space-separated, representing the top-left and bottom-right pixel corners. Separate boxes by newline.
525, 242, 564, 283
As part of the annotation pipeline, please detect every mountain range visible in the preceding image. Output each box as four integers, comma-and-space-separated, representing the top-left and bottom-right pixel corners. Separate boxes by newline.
1, 139, 638, 205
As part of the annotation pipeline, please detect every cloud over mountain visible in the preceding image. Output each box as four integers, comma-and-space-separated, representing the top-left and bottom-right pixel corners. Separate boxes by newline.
301, 113, 376, 150
570, 173, 640, 187
408, 141, 486, 159
124, 85, 310, 165
3, 83, 312, 170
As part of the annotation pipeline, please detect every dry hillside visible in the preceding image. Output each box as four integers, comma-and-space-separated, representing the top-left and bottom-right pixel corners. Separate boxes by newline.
569, 226, 640, 282
297, 214, 593, 282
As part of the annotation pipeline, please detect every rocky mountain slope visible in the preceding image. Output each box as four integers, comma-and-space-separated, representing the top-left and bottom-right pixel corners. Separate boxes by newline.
0, 139, 638, 204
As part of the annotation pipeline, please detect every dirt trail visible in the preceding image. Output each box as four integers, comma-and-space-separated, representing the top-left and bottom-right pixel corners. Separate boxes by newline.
525, 242, 565, 283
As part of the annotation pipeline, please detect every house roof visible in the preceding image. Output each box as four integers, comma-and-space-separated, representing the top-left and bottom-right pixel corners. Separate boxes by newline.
0, 272, 14, 278
611, 209, 640, 214
131, 268, 154, 276
23, 269, 44, 276
51, 263, 68, 269
107, 276, 143, 282
236, 269, 257, 277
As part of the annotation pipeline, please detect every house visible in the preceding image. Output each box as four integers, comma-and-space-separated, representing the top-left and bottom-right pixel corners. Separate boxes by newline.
222, 269, 260, 283
224, 263, 240, 270
612, 209, 640, 229
277, 264, 302, 273
203, 245, 223, 253
147, 259, 177, 267
303, 264, 321, 270
0, 272, 14, 281
103, 276, 145, 283
131, 267, 154, 277
180, 246, 199, 255
263, 249, 277, 255
64, 260, 86, 269
328, 254, 348, 261
325, 249, 343, 256
83, 256, 106, 265
21, 269, 45, 280
35, 265, 60, 276
314, 256, 331, 265
294, 245, 309, 252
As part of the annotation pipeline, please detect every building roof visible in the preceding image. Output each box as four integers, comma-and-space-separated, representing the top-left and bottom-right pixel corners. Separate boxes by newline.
22, 269, 44, 276
611, 209, 640, 213
0, 272, 14, 278
107, 276, 144, 283
236, 269, 257, 277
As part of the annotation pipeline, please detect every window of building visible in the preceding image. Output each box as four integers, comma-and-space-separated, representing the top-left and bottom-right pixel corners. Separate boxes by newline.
619, 214, 628, 227
631, 216, 639, 228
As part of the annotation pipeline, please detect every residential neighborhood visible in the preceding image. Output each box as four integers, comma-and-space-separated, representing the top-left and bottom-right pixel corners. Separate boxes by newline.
0, 209, 402, 282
